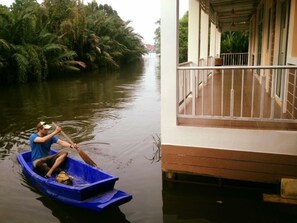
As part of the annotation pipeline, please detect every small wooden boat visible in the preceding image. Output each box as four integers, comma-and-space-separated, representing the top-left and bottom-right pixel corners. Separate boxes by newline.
17, 149, 132, 212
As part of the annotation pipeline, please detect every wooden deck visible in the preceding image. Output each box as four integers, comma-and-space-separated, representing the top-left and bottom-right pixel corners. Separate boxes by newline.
178, 70, 297, 130
162, 144, 297, 184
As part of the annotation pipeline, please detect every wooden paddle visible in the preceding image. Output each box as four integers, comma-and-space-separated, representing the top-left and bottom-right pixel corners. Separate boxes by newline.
52, 122, 98, 168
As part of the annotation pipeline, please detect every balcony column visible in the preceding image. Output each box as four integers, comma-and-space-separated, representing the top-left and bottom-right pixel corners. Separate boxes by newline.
160, 0, 179, 138
188, 0, 200, 64
200, 9, 209, 60
216, 27, 221, 57
209, 22, 216, 57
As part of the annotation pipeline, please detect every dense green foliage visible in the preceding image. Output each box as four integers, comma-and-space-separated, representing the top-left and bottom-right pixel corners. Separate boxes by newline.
221, 31, 249, 53
153, 19, 160, 54
0, 0, 147, 84
153, 12, 188, 63
155, 12, 249, 62
179, 12, 188, 63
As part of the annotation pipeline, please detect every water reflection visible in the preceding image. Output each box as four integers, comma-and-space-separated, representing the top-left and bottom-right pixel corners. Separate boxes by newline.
0, 55, 162, 223
37, 196, 130, 223
0, 60, 145, 158
162, 177, 297, 223
19, 172, 130, 223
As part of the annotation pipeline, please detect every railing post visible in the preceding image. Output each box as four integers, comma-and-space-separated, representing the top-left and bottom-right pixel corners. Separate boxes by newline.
182, 70, 186, 114
270, 69, 276, 119
240, 69, 244, 117
260, 75, 266, 119
230, 69, 234, 117
203, 60, 207, 86
211, 67, 214, 115
191, 68, 196, 116
221, 69, 224, 116
251, 69, 255, 117
282, 68, 289, 114
292, 69, 297, 118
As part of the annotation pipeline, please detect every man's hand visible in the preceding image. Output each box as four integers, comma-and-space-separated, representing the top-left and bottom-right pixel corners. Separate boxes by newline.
70, 144, 78, 149
54, 126, 62, 134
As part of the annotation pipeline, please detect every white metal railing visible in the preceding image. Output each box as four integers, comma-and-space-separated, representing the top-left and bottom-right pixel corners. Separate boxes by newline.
221, 53, 248, 66
177, 65, 297, 123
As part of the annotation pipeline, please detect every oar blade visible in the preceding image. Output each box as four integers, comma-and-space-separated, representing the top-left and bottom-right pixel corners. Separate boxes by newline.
78, 149, 97, 167
52, 122, 98, 168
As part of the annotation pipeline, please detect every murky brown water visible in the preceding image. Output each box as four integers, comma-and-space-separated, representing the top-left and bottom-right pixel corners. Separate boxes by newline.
0, 54, 296, 223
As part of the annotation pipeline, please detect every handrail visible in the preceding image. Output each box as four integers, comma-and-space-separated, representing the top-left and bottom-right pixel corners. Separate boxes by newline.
177, 64, 297, 124
178, 65, 297, 70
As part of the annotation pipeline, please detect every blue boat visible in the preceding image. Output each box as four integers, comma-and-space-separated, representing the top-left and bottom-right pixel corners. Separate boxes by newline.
17, 149, 132, 212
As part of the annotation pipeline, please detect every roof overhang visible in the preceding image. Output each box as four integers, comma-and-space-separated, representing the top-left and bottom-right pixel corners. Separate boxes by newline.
209, 0, 260, 32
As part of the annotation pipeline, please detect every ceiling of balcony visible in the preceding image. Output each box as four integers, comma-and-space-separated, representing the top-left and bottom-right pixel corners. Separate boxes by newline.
210, 0, 260, 31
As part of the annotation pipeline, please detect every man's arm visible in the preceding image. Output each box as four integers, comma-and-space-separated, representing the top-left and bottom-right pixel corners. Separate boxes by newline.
34, 126, 61, 143
56, 139, 73, 148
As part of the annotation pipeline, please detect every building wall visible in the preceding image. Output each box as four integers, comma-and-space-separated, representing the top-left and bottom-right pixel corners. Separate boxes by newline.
288, 0, 297, 59
161, 0, 297, 183
292, 2, 297, 57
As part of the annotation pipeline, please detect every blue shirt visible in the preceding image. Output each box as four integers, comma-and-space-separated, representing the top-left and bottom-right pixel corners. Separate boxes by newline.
29, 133, 58, 162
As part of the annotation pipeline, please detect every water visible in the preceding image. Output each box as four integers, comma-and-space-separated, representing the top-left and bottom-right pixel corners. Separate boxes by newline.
0, 54, 296, 223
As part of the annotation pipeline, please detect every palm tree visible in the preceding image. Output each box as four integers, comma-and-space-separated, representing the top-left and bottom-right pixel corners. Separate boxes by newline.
221, 31, 249, 53
0, 0, 147, 84
0, 1, 85, 84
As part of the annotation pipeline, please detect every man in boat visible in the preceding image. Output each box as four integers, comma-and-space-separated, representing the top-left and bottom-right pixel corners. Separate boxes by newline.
29, 121, 77, 178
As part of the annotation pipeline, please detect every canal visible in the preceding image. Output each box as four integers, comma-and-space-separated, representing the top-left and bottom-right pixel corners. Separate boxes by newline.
0, 54, 296, 223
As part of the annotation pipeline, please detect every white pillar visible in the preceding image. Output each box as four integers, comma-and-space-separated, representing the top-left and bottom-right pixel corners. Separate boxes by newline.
216, 28, 221, 57
188, 0, 200, 64
209, 22, 216, 57
200, 9, 209, 60
161, 0, 179, 142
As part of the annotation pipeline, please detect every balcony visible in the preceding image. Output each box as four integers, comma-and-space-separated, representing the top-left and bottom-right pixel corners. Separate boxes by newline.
177, 59, 297, 130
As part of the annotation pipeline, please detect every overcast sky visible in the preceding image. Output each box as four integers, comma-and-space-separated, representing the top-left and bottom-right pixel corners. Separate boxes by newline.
0, 0, 188, 44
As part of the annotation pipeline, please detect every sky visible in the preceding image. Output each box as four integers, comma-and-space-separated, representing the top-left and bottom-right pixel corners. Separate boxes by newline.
0, 0, 189, 45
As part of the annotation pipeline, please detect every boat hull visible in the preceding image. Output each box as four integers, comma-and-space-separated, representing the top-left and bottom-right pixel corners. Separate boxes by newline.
17, 149, 132, 212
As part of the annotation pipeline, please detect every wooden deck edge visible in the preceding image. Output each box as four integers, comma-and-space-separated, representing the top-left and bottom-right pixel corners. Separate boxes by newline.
263, 193, 297, 205
162, 145, 297, 183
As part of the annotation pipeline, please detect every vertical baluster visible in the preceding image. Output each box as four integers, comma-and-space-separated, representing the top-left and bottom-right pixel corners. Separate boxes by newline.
260, 74, 266, 119
211, 68, 214, 115
281, 68, 289, 118
183, 70, 186, 115
197, 69, 199, 98
251, 69, 255, 117
292, 69, 297, 119
191, 68, 196, 116
221, 69, 224, 116
202, 68, 204, 116
240, 69, 244, 117
230, 69, 234, 117
270, 69, 276, 119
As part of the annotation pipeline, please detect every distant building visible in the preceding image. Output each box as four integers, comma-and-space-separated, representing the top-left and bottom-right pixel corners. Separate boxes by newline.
145, 44, 155, 53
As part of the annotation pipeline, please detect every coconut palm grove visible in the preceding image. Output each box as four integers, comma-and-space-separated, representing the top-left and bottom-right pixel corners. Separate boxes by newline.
0, 0, 147, 84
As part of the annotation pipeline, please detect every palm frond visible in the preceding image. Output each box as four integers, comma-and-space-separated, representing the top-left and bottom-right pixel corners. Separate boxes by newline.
12, 53, 29, 83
